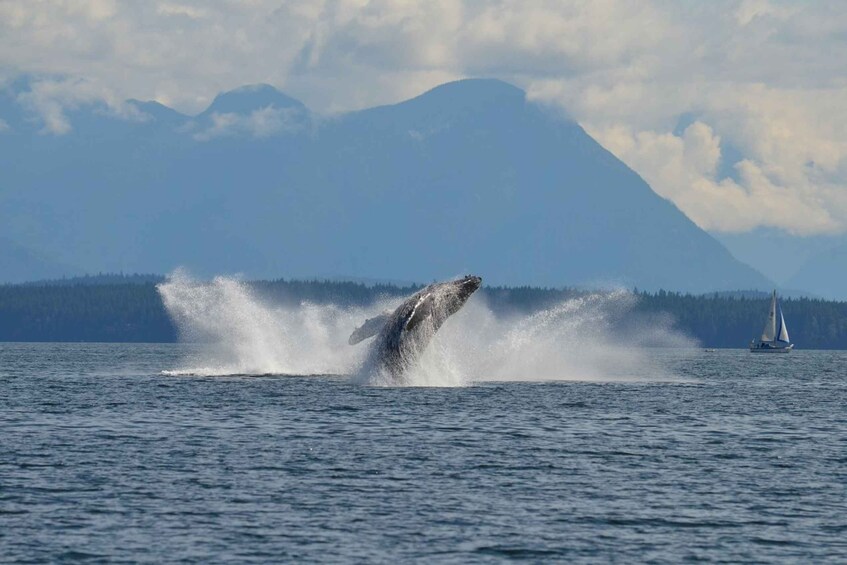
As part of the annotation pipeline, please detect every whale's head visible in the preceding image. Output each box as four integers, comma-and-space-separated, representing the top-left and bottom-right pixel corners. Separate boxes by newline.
455, 274, 482, 300
419, 274, 482, 324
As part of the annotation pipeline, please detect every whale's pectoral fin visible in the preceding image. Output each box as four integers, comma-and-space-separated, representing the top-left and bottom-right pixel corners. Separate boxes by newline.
348, 312, 392, 345
405, 294, 435, 332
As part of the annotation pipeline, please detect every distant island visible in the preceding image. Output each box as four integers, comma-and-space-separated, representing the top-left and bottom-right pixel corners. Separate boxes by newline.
1, 276, 845, 349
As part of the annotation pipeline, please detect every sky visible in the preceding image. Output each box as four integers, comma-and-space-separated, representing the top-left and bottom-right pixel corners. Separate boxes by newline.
1, 0, 846, 238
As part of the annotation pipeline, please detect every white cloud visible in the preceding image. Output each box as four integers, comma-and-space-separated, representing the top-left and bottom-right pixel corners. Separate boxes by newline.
156, 3, 208, 19
735, 0, 799, 27
0, 118, 10, 132
589, 121, 842, 235
192, 106, 304, 141
15, 76, 147, 134
0, 0, 846, 234
564, 76, 847, 234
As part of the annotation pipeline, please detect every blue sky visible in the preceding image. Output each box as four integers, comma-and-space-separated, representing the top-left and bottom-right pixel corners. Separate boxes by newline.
1, 0, 846, 238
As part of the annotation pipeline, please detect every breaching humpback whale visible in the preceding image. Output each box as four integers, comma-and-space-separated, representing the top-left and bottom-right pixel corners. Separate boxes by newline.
349, 275, 482, 383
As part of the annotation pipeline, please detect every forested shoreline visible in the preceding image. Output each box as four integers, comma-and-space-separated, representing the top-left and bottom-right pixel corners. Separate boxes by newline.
1, 277, 846, 349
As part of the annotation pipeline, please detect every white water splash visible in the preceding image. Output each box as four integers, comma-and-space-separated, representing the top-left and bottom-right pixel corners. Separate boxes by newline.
414, 290, 694, 385
158, 272, 694, 384
157, 271, 376, 376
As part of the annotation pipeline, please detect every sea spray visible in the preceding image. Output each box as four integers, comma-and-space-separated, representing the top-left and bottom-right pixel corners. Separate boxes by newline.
157, 271, 377, 375
423, 290, 692, 384
158, 272, 694, 383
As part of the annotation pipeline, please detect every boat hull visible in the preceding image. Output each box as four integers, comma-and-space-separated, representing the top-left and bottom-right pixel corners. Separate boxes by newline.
749, 342, 794, 353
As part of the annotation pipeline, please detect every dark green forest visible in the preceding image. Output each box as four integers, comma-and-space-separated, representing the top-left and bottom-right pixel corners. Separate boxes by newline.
1, 277, 846, 349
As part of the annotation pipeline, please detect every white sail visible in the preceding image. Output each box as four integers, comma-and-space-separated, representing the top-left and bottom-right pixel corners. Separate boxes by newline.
777, 308, 790, 343
760, 291, 777, 342
751, 290, 793, 351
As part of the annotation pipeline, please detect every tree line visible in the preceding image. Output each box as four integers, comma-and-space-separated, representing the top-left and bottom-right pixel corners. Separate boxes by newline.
1, 278, 845, 349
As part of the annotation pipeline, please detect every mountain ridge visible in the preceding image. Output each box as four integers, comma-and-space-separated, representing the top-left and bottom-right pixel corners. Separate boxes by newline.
0, 76, 773, 292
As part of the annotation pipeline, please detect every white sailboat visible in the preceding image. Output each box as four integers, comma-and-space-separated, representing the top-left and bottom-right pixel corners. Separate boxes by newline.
749, 290, 794, 352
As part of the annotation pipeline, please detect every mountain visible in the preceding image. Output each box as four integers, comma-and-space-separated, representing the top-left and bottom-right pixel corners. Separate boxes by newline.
198, 83, 305, 116
0, 237, 78, 283
0, 77, 772, 292
786, 243, 847, 300
127, 99, 187, 125
714, 228, 843, 287
715, 228, 847, 299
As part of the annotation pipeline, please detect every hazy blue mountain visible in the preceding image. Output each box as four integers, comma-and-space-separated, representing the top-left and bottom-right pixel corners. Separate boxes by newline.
714, 228, 843, 288
127, 100, 188, 125
785, 242, 847, 300
0, 76, 35, 133
0, 76, 772, 292
0, 238, 78, 283
198, 84, 305, 116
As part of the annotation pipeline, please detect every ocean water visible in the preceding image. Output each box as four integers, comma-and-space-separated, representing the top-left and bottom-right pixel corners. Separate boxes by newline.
2, 343, 846, 563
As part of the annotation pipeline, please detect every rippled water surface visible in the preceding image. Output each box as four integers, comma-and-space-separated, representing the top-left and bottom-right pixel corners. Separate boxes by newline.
2, 343, 846, 563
